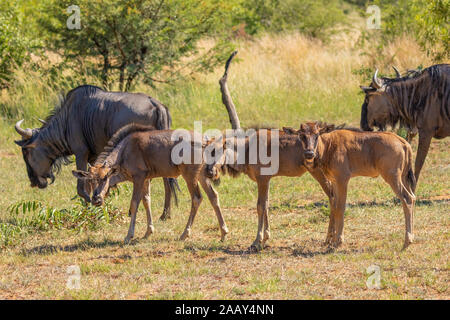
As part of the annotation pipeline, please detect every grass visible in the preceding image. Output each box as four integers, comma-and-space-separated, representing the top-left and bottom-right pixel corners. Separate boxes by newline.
0, 33, 448, 299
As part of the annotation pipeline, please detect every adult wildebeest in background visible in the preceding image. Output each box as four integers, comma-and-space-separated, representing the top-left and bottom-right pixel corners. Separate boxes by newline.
294, 122, 416, 249
72, 125, 229, 243
14, 85, 178, 220
360, 64, 450, 187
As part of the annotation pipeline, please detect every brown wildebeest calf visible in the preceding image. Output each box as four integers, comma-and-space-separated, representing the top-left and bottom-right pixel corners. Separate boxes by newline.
73, 124, 229, 244
292, 122, 416, 249
206, 129, 332, 251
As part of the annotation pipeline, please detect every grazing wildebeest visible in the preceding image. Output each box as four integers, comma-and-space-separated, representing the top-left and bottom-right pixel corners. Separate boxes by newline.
14, 85, 177, 220
205, 129, 332, 251
294, 121, 416, 249
73, 124, 229, 244
360, 64, 450, 186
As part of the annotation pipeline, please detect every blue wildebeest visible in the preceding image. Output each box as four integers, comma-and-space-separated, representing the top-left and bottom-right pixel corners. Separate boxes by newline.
14, 85, 178, 220
360, 64, 449, 186
295, 122, 416, 249
72, 125, 229, 243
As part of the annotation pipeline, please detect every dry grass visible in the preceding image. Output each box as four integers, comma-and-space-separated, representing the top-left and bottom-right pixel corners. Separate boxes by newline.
0, 33, 448, 300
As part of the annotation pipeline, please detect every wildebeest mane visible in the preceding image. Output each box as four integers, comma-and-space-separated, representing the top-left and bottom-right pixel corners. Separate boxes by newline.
94, 123, 155, 166
43, 85, 104, 125
385, 64, 449, 129
315, 121, 362, 133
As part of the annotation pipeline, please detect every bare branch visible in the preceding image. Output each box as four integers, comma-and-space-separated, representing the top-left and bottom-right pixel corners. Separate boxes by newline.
219, 51, 240, 130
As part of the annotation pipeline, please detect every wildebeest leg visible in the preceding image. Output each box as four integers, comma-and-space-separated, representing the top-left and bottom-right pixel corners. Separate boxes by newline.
179, 175, 203, 241
199, 176, 229, 241
142, 179, 155, 239
414, 132, 432, 185
309, 168, 335, 245
159, 178, 172, 220
75, 152, 91, 203
331, 179, 349, 248
124, 177, 145, 244
382, 172, 416, 249
251, 177, 270, 251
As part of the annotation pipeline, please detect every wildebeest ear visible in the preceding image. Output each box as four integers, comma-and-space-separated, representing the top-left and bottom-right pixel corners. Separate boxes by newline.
15, 139, 36, 148
15, 140, 27, 147
282, 127, 297, 134
319, 124, 335, 134
360, 86, 376, 93
72, 170, 90, 180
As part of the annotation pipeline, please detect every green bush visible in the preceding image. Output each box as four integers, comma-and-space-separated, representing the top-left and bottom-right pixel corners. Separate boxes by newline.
0, 1, 33, 88
372, 0, 449, 61
1, 195, 123, 247
39, 0, 237, 91
235, 0, 348, 40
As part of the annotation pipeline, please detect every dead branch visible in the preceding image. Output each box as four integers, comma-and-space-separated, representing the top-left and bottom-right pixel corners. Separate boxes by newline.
219, 51, 240, 129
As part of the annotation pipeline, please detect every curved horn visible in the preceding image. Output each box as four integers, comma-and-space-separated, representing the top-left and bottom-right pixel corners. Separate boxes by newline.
392, 66, 401, 78
38, 118, 47, 125
15, 119, 33, 139
372, 69, 382, 89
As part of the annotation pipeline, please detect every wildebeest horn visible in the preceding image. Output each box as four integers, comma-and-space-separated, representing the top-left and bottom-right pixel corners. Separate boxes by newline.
15, 119, 33, 139
392, 66, 401, 78
372, 69, 383, 89
38, 118, 47, 125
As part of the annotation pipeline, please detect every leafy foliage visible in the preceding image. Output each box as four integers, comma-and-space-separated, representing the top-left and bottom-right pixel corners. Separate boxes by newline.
235, 0, 348, 40
0, 1, 34, 88
370, 0, 449, 61
39, 0, 236, 91
1, 195, 123, 247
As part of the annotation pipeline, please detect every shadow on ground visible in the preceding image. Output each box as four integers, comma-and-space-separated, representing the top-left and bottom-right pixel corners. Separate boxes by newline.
20, 238, 125, 256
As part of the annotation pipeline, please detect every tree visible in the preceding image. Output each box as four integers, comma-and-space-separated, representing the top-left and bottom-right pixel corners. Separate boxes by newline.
415, 0, 449, 60
39, 0, 236, 91
0, 1, 34, 88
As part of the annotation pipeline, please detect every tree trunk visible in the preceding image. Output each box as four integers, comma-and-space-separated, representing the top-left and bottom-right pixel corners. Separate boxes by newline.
219, 51, 240, 130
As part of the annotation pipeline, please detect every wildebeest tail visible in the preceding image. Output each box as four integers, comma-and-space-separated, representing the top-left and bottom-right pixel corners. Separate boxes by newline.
154, 101, 172, 130
168, 178, 180, 206
403, 143, 416, 194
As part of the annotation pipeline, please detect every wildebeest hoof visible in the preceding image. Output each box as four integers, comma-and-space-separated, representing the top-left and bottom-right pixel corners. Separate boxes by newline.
402, 234, 414, 250
159, 210, 171, 221
143, 225, 155, 239
249, 242, 263, 252
323, 237, 333, 246
179, 230, 190, 241
220, 226, 229, 242
124, 235, 134, 244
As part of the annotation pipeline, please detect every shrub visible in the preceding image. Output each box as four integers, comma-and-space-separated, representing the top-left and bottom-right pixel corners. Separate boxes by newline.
1, 195, 123, 247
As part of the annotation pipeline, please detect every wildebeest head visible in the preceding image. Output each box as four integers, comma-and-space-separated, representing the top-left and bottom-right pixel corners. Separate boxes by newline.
204, 136, 241, 182
294, 122, 335, 165
203, 136, 227, 182
14, 119, 55, 189
360, 69, 395, 132
72, 164, 119, 206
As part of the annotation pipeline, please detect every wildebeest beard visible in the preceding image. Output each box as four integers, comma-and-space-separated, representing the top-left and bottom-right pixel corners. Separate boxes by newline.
23, 151, 72, 188
360, 100, 371, 131
50, 155, 73, 176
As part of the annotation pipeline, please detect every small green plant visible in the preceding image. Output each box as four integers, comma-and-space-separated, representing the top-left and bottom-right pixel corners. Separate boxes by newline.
1, 196, 123, 247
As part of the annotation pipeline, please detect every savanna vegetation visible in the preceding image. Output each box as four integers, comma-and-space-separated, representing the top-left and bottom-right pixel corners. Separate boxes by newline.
0, 0, 448, 299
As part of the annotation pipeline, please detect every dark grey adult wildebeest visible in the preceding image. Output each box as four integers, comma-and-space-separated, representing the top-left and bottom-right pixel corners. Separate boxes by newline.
14, 85, 178, 220
360, 64, 449, 187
